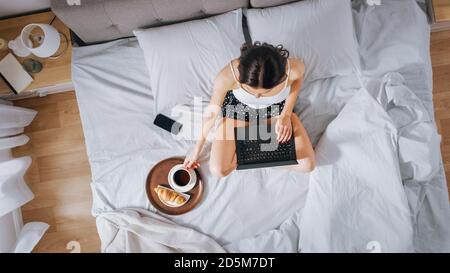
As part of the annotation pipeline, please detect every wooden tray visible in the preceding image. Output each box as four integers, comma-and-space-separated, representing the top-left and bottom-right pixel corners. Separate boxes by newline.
146, 157, 203, 215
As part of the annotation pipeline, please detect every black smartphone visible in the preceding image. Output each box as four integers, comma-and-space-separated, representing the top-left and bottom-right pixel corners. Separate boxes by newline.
153, 114, 183, 135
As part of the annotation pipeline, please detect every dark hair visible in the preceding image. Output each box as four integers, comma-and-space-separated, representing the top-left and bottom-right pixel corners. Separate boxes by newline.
238, 42, 289, 89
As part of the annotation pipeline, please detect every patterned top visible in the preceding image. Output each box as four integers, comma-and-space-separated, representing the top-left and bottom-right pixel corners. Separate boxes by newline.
221, 90, 286, 121
221, 60, 290, 121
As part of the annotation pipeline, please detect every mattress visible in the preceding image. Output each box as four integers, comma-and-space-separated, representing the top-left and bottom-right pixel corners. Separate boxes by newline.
72, 1, 450, 252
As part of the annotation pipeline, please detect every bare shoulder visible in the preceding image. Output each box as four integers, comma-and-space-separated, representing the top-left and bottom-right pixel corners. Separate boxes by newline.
288, 58, 305, 81
215, 59, 238, 89
213, 59, 238, 92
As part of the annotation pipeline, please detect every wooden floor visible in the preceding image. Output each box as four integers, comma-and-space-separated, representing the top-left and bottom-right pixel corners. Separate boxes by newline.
12, 91, 100, 253
431, 29, 450, 198
10, 30, 450, 253
433, 0, 450, 23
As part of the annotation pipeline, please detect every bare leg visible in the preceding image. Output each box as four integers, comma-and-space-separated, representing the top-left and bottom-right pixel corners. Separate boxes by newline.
271, 114, 316, 172
209, 117, 247, 177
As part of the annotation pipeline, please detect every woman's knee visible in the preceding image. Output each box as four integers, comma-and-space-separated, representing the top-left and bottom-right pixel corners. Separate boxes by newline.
209, 160, 232, 178
297, 156, 316, 172
289, 113, 316, 172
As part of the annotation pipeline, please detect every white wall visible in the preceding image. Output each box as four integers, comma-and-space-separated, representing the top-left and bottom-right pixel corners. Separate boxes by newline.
0, 0, 51, 18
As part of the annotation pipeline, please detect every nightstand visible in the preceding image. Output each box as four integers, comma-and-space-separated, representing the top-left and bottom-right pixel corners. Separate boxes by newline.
431, 0, 450, 31
0, 11, 72, 99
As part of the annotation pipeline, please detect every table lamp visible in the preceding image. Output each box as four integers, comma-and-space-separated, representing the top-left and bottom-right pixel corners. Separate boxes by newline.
8, 23, 65, 58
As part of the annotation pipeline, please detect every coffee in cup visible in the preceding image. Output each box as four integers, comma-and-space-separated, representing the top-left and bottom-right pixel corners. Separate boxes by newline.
168, 164, 197, 193
173, 169, 191, 186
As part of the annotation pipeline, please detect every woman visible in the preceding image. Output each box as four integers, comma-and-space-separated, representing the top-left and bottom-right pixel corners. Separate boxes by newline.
183, 42, 315, 177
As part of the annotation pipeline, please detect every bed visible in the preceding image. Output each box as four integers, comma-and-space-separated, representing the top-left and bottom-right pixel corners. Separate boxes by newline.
53, 0, 450, 252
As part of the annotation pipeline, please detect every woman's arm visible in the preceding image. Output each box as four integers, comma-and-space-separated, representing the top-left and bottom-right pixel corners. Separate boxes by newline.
184, 65, 234, 169
282, 58, 305, 115
281, 78, 301, 115
276, 59, 305, 143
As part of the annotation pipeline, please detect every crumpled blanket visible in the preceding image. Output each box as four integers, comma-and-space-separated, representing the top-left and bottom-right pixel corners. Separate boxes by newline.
96, 208, 225, 253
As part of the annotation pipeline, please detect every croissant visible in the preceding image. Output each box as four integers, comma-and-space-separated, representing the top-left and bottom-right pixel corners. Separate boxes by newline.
154, 186, 187, 206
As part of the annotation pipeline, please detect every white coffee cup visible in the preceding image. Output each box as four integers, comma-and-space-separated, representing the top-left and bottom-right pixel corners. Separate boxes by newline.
168, 164, 197, 193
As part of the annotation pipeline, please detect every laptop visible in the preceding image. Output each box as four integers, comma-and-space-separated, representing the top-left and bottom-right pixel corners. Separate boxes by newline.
234, 123, 298, 170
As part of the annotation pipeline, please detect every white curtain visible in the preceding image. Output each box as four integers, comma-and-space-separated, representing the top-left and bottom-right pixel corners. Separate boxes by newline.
0, 99, 49, 253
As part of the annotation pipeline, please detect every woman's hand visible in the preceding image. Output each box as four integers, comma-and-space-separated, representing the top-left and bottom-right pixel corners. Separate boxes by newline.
183, 145, 202, 170
275, 114, 292, 143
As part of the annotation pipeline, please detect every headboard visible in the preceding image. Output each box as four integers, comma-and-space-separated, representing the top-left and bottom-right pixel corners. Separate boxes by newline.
50, 0, 298, 45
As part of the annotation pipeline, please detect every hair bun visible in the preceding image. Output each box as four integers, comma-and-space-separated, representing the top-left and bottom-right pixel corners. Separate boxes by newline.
275, 44, 289, 58
238, 41, 290, 89
240, 42, 289, 59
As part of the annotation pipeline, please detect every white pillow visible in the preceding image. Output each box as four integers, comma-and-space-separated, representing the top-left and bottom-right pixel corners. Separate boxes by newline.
134, 10, 244, 113
246, 0, 360, 82
352, 0, 430, 76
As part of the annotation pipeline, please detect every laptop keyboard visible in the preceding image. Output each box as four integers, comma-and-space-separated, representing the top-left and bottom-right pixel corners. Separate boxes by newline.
234, 124, 297, 169
237, 138, 296, 164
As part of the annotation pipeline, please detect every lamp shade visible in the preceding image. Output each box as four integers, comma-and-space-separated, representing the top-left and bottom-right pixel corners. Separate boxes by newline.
20, 24, 60, 58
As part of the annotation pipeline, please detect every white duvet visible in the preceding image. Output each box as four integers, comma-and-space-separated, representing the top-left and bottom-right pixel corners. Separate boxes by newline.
300, 75, 420, 252
226, 72, 444, 252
